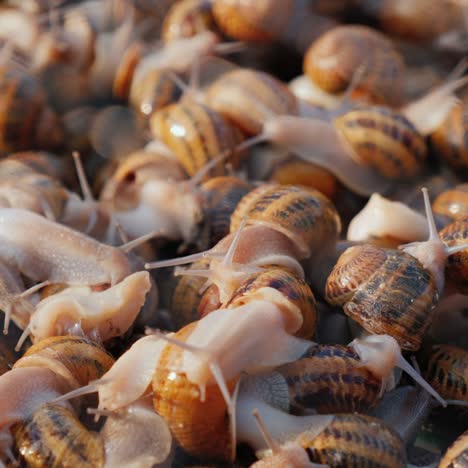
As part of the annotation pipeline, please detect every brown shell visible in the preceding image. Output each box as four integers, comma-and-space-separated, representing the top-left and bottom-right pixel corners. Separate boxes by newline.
275, 344, 381, 414
152, 322, 236, 462
433, 184, 468, 222
200, 176, 252, 246
14, 336, 115, 389
225, 268, 317, 339
212, 0, 294, 42
334, 106, 427, 179
266, 156, 338, 200
13, 404, 105, 468
129, 68, 180, 117
423, 344, 468, 403
431, 104, 468, 172
439, 430, 468, 468
325, 244, 438, 351
162, 0, 217, 42
0, 67, 64, 154
113, 41, 145, 101
205, 68, 297, 135
304, 25, 405, 105
230, 184, 341, 258
439, 219, 468, 294
150, 101, 244, 179
296, 413, 406, 468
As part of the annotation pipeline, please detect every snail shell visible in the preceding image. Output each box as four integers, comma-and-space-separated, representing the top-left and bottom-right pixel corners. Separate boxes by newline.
150, 100, 245, 178
0, 67, 64, 154
325, 244, 438, 351
295, 413, 406, 468
162, 0, 217, 42
230, 184, 341, 259
423, 344, 468, 402
439, 430, 468, 468
225, 268, 317, 339
274, 344, 381, 415
212, 0, 294, 42
439, 218, 468, 294
13, 404, 104, 468
13, 336, 115, 394
334, 106, 427, 180
152, 323, 237, 462
433, 184, 468, 222
431, 103, 468, 172
304, 25, 405, 106
200, 176, 253, 246
205, 68, 298, 135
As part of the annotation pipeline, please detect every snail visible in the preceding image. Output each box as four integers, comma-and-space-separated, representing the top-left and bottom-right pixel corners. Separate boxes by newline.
303, 25, 405, 106
16, 270, 152, 350
0, 335, 114, 462
326, 189, 468, 350
204, 66, 427, 196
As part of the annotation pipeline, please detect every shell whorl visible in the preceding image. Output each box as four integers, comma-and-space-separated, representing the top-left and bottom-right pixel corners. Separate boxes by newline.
206, 68, 298, 135
334, 106, 427, 179
326, 244, 438, 351
230, 184, 341, 259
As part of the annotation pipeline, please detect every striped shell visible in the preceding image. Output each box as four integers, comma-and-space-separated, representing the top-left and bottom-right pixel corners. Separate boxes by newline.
0, 67, 64, 155
13, 336, 115, 391
325, 244, 438, 351
439, 430, 468, 468
152, 322, 236, 462
431, 104, 468, 171
150, 100, 244, 178
225, 268, 317, 339
200, 176, 252, 246
230, 184, 341, 258
205, 68, 298, 135
162, 0, 216, 42
212, 0, 294, 42
304, 25, 405, 106
129, 68, 180, 117
439, 219, 468, 294
433, 184, 468, 222
296, 413, 406, 468
334, 107, 427, 179
423, 345, 468, 403
13, 404, 104, 468
275, 344, 381, 414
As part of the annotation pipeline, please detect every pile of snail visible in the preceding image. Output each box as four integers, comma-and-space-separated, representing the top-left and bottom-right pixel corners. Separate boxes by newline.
0, 0, 466, 467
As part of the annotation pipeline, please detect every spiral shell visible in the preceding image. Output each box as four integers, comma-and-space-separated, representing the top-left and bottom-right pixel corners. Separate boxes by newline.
231, 184, 341, 258
423, 344, 468, 402
150, 100, 244, 178
296, 413, 406, 468
433, 184, 468, 222
439, 430, 468, 468
225, 268, 317, 339
162, 0, 216, 42
431, 103, 468, 171
325, 244, 438, 351
275, 344, 381, 414
212, 0, 294, 42
13, 336, 115, 391
152, 323, 237, 462
304, 25, 405, 105
439, 218, 468, 294
13, 404, 105, 468
205, 68, 298, 135
334, 106, 427, 179
200, 176, 252, 246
